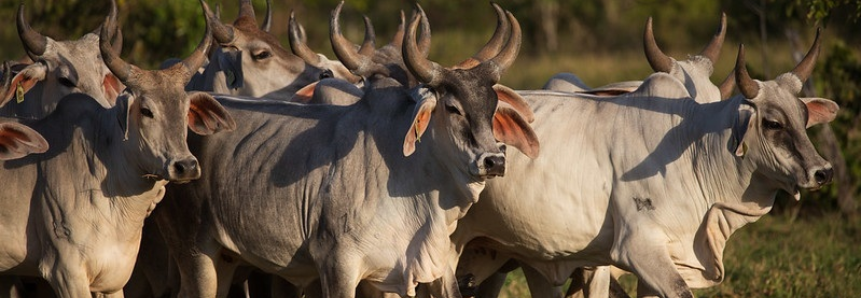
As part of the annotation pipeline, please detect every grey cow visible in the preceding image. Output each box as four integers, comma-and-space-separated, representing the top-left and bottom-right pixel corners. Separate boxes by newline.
152, 9, 537, 298
0, 2, 235, 297
452, 33, 836, 298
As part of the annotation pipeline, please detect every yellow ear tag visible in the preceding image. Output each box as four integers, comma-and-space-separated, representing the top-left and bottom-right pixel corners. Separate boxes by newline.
16, 83, 25, 103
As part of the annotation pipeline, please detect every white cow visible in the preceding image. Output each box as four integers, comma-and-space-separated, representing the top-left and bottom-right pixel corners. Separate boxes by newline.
453, 33, 837, 298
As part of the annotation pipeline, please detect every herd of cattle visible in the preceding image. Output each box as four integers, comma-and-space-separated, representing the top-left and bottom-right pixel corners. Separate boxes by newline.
0, 0, 839, 297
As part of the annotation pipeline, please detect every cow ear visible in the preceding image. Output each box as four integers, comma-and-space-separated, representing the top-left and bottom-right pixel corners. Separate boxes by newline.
493, 84, 534, 123
403, 91, 437, 157
801, 97, 838, 128
494, 101, 540, 159
2, 63, 47, 107
186, 92, 236, 135
102, 73, 123, 106
292, 81, 318, 103
0, 122, 48, 160
730, 100, 756, 157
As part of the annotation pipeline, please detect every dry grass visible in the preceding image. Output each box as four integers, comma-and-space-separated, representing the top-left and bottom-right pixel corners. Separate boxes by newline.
494, 213, 861, 297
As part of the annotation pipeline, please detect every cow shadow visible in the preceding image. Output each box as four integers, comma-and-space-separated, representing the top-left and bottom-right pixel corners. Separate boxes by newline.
599, 90, 741, 182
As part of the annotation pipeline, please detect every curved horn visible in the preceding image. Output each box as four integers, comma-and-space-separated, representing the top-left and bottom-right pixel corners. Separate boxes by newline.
790, 28, 821, 83
17, 4, 48, 59
210, 4, 235, 44
404, 9, 442, 85
358, 15, 376, 57
108, 0, 123, 54
644, 17, 673, 73
238, 0, 256, 21
289, 12, 321, 65
456, 2, 509, 68
416, 3, 432, 58
735, 44, 760, 99
718, 70, 735, 100
699, 13, 726, 64
112, 28, 124, 56
483, 11, 521, 82
90, 0, 124, 54
330, 2, 364, 71
390, 10, 406, 48
177, 0, 215, 80
100, 15, 134, 83
261, 0, 272, 32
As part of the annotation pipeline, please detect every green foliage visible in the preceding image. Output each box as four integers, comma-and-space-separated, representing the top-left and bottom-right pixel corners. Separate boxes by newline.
792, 0, 861, 23
805, 42, 861, 210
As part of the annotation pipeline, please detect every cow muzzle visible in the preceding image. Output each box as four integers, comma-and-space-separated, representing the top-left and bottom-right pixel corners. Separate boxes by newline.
167, 156, 201, 183
811, 166, 834, 188
472, 152, 506, 178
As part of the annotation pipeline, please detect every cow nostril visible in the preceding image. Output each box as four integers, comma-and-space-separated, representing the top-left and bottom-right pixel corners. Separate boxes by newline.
484, 155, 505, 174
814, 168, 834, 185
173, 159, 198, 175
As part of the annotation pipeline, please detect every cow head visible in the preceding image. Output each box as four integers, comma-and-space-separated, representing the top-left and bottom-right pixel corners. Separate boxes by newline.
644, 14, 730, 102
204, 0, 330, 99
101, 0, 235, 183
401, 7, 538, 179
288, 7, 361, 84
729, 31, 837, 199
7, 1, 124, 116
324, 2, 432, 88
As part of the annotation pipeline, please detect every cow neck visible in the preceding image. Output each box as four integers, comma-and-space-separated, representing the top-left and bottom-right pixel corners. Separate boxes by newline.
365, 84, 485, 228
678, 97, 776, 286
95, 105, 167, 222
686, 98, 768, 209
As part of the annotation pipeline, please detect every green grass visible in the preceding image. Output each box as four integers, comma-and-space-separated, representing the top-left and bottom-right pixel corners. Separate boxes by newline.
497, 213, 861, 297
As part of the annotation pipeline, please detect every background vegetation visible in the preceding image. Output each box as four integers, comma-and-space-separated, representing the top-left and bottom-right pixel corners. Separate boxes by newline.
1, 0, 858, 295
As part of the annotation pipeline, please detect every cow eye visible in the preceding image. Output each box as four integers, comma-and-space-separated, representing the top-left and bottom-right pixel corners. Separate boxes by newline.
141, 108, 155, 118
319, 69, 334, 79
445, 103, 462, 116
762, 119, 783, 130
58, 77, 76, 88
252, 51, 272, 61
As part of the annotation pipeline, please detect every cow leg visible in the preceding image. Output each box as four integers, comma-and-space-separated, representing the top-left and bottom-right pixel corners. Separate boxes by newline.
174, 251, 218, 298
173, 242, 236, 298
521, 264, 564, 298
42, 264, 92, 298
0, 277, 23, 298
473, 271, 506, 298
613, 240, 691, 298
416, 266, 461, 298
564, 268, 586, 298
317, 258, 359, 298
